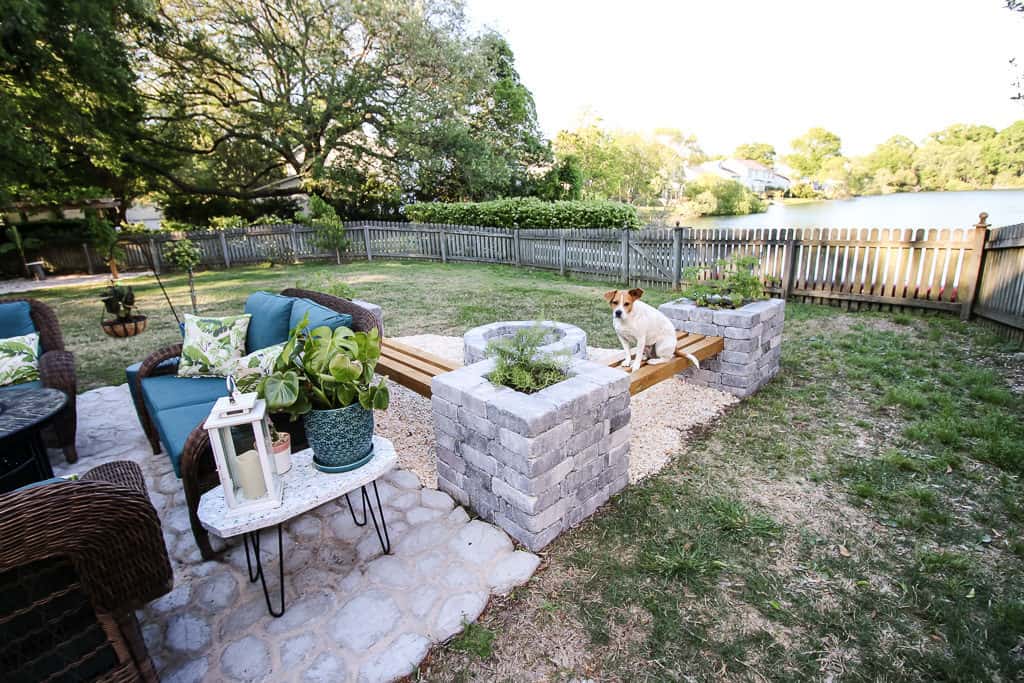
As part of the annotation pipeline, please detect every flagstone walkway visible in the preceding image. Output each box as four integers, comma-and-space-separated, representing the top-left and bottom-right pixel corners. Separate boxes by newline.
52, 384, 540, 683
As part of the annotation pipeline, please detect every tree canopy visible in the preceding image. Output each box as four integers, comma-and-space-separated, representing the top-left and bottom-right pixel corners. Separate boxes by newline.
785, 127, 842, 179
734, 143, 777, 168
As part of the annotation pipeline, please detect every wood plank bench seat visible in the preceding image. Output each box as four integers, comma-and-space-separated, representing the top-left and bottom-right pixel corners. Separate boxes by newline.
605, 331, 725, 396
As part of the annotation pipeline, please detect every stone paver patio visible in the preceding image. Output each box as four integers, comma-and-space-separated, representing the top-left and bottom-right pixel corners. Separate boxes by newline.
52, 384, 540, 683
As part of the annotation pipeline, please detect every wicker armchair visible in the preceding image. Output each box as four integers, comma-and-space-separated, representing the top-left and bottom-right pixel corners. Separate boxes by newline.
0, 298, 77, 463
132, 289, 383, 560
0, 461, 173, 682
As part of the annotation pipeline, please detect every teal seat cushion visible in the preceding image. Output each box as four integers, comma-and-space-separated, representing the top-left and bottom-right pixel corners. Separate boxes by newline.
141, 375, 227, 413
0, 301, 36, 337
16, 477, 69, 491
154, 401, 219, 476
125, 359, 178, 409
244, 292, 294, 353
289, 298, 353, 333
0, 379, 42, 393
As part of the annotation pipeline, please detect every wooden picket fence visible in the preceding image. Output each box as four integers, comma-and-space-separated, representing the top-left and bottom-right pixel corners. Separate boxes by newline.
26, 214, 1023, 340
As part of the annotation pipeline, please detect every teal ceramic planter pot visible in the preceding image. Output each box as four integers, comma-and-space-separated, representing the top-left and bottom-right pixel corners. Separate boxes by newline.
303, 403, 374, 470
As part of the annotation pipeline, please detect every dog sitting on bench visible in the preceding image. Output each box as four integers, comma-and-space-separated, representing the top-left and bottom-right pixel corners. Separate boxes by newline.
604, 288, 678, 373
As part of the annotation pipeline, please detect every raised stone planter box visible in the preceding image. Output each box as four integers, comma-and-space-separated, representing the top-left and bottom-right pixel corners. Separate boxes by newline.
462, 320, 587, 365
431, 358, 629, 551
658, 298, 785, 398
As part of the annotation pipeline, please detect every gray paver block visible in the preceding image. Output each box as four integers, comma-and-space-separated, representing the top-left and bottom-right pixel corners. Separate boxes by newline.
302, 653, 348, 683
329, 590, 402, 650
358, 632, 432, 683
433, 591, 489, 641
449, 520, 513, 564
165, 614, 211, 653
279, 634, 316, 669
220, 635, 271, 682
487, 550, 542, 595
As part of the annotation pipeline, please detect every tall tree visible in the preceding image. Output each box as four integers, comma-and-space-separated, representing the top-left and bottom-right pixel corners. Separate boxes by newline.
785, 127, 842, 179
734, 142, 777, 168
0, 0, 154, 209
133, 0, 505, 201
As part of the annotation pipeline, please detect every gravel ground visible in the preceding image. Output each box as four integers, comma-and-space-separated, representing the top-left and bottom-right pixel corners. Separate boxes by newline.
377, 335, 737, 487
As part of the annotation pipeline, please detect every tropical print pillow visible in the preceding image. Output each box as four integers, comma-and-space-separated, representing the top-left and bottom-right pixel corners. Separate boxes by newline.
0, 332, 40, 387
178, 314, 251, 377
233, 343, 285, 393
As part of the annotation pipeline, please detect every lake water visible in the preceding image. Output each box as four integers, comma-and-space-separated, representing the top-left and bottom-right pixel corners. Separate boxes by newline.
688, 189, 1024, 230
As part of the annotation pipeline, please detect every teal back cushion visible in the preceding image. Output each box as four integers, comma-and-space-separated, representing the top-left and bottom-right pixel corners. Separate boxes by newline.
244, 292, 294, 353
289, 298, 353, 333
0, 301, 36, 338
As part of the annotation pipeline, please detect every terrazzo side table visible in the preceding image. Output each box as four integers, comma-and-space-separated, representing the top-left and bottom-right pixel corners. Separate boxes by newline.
198, 435, 397, 617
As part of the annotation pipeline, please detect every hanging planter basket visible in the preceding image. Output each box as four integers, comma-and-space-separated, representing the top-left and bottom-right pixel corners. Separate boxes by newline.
101, 315, 148, 338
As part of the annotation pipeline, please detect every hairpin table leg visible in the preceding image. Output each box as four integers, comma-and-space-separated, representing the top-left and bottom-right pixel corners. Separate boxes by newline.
344, 481, 391, 554
242, 523, 285, 617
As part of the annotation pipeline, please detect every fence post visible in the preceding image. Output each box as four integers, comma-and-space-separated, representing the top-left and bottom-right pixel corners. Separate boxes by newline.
219, 232, 231, 268
960, 211, 991, 321
513, 230, 520, 266
149, 238, 161, 274
289, 224, 299, 261
780, 233, 797, 300
559, 233, 566, 276
363, 224, 373, 261
620, 229, 630, 284
439, 225, 447, 263
671, 227, 683, 289
82, 243, 94, 275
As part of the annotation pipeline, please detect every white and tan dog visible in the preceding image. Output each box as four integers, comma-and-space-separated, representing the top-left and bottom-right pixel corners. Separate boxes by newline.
604, 289, 697, 373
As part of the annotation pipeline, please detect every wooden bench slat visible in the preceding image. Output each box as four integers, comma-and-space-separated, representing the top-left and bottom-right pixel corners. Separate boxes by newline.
382, 339, 460, 372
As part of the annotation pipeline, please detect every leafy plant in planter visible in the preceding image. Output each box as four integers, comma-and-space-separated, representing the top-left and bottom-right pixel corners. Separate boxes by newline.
258, 315, 390, 471
99, 281, 147, 337
298, 196, 349, 265
486, 326, 570, 394
681, 254, 773, 309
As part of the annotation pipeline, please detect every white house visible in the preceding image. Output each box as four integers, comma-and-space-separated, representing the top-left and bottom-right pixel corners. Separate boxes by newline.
684, 159, 792, 193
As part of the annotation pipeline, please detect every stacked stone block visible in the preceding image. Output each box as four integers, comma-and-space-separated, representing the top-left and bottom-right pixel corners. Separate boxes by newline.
462, 320, 588, 365
431, 358, 629, 551
658, 298, 785, 397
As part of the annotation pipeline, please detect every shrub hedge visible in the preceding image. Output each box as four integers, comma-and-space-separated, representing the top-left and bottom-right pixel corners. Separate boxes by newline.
404, 198, 641, 229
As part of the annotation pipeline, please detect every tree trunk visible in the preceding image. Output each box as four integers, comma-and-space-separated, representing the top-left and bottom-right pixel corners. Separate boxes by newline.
188, 268, 198, 313
335, 247, 341, 265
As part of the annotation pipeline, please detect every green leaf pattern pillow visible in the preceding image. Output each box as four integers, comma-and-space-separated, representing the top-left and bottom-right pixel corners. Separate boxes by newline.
0, 332, 40, 387
233, 343, 285, 393
178, 313, 251, 377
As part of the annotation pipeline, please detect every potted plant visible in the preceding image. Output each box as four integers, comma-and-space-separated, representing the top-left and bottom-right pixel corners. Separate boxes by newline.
258, 315, 390, 472
99, 281, 148, 337
269, 423, 291, 474
681, 254, 774, 309
162, 238, 202, 314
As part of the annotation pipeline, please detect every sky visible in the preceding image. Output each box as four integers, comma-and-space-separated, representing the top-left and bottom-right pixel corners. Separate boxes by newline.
465, 0, 1024, 157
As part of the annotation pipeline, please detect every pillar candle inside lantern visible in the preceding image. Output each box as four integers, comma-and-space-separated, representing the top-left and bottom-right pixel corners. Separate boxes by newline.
235, 449, 267, 500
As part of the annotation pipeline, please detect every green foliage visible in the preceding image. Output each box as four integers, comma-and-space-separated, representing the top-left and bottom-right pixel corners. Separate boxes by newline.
447, 622, 496, 659
535, 155, 584, 201
785, 127, 842, 179
99, 281, 137, 321
683, 176, 766, 216
0, 0, 153, 205
162, 238, 201, 270
682, 255, 769, 308
86, 215, 124, 274
553, 122, 695, 204
405, 198, 641, 229
297, 196, 349, 257
160, 195, 300, 228
788, 183, 822, 199
208, 216, 246, 231
486, 326, 569, 394
733, 142, 777, 168
258, 314, 389, 421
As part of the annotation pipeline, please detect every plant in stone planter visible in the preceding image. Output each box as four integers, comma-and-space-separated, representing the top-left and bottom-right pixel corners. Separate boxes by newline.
682, 254, 773, 309
99, 280, 148, 337
258, 315, 389, 472
486, 325, 570, 394
162, 238, 202, 313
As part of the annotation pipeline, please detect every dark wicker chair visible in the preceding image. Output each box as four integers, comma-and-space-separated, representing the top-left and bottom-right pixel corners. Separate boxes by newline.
132, 289, 383, 560
0, 460, 173, 682
0, 298, 78, 463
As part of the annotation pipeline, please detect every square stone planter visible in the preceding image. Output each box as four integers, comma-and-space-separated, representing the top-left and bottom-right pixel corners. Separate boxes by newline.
431, 358, 630, 551
658, 298, 785, 397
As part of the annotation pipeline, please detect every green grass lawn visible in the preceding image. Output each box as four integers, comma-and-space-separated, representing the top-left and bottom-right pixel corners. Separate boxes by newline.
26, 260, 1024, 680
29, 260, 675, 392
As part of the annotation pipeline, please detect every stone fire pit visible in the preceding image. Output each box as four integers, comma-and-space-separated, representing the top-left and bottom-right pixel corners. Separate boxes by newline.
462, 320, 588, 365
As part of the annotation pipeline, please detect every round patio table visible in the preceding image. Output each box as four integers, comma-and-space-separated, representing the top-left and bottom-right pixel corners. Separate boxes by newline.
0, 387, 67, 493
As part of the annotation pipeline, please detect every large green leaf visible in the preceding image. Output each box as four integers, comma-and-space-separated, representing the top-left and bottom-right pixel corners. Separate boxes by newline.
260, 371, 299, 410
329, 355, 361, 383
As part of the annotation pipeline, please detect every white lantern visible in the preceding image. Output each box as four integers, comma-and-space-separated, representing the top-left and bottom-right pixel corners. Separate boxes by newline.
203, 385, 283, 513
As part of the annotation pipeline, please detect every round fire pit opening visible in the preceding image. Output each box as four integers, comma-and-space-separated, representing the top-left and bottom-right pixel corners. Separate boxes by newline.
462, 320, 588, 365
